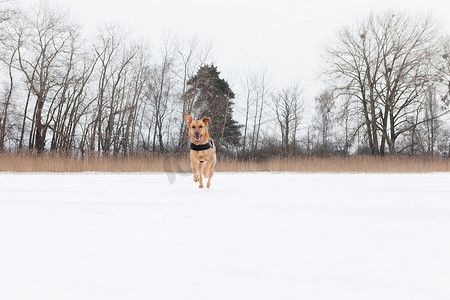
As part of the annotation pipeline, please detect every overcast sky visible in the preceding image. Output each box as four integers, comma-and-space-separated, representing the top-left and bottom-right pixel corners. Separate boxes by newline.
20, 0, 450, 103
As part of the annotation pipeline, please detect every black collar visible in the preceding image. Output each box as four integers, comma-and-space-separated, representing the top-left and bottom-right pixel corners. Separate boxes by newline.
190, 140, 214, 151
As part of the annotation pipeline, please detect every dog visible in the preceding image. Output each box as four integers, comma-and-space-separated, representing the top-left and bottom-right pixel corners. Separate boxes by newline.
184, 113, 216, 189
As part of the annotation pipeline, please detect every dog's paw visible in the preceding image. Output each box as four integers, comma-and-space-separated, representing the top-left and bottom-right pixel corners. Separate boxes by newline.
193, 176, 199, 182
199, 184, 204, 189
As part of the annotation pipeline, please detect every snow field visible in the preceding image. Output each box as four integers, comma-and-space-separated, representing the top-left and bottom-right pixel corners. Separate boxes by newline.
0, 172, 449, 300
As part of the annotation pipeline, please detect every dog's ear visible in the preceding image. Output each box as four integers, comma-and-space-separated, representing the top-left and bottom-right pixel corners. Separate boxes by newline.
201, 117, 211, 126
184, 113, 193, 127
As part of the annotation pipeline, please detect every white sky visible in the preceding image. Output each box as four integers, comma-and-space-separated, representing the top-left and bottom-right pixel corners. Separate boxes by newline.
19, 0, 450, 106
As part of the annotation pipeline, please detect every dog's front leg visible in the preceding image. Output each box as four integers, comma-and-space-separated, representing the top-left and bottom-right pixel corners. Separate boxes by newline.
206, 162, 214, 188
191, 160, 199, 182
198, 162, 204, 188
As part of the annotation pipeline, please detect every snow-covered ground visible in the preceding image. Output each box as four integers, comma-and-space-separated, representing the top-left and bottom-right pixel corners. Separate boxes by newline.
0, 172, 449, 300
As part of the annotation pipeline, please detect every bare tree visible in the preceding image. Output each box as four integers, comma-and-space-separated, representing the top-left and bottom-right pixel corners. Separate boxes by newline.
313, 89, 335, 150
251, 69, 269, 151
15, 3, 78, 152
0, 0, 15, 27
90, 25, 135, 156
238, 68, 270, 153
121, 44, 151, 155
51, 45, 98, 154
149, 34, 176, 152
324, 11, 444, 155
0, 8, 18, 150
272, 84, 304, 155
239, 70, 256, 152
437, 36, 450, 111
324, 17, 381, 155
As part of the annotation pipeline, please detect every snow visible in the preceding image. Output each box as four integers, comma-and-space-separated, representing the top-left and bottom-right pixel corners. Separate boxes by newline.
0, 172, 449, 300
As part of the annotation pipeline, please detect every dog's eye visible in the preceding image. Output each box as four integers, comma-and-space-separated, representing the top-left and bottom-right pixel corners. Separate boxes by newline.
199, 125, 203, 128
191, 126, 195, 129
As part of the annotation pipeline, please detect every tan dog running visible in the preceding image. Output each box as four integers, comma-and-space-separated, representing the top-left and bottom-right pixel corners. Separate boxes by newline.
184, 113, 217, 189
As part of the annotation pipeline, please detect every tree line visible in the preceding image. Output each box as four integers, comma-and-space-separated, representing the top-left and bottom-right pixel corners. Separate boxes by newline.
321, 12, 449, 156
0, 3, 448, 158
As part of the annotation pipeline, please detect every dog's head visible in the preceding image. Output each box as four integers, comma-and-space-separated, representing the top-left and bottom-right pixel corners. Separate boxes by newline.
184, 113, 211, 144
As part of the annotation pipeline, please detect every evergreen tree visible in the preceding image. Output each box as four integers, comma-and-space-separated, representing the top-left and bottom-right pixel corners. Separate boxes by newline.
184, 64, 241, 149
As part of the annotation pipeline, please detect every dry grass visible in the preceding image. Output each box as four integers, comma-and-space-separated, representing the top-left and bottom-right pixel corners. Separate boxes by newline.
0, 153, 449, 173
0, 153, 189, 173
217, 156, 450, 173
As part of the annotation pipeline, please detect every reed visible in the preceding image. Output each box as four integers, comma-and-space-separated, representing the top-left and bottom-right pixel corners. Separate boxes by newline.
0, 153, 448, 173
216, 156, 450, 173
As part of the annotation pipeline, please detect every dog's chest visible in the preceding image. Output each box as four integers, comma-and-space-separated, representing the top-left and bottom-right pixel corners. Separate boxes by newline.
196, 153, 207, 162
